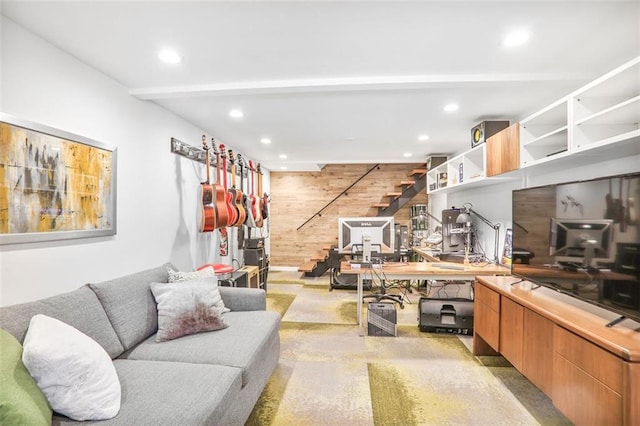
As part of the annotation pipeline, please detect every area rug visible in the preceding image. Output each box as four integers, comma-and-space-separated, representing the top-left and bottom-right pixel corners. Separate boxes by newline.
252, 282, 571, 425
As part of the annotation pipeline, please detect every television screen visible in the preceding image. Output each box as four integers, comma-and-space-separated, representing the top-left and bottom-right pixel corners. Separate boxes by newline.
512, 172, 640, 325
337, 217, 394, 254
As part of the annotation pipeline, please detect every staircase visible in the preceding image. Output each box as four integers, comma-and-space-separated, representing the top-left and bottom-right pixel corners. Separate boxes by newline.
298, 164, 426, 276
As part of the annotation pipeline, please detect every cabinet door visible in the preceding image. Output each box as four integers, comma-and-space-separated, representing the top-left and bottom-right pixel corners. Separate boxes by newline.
499, 297, 524, 370
486, 123, 520, 177
553, 326, 623, 425
522, 309, 554, 395
473, 283, 500, 354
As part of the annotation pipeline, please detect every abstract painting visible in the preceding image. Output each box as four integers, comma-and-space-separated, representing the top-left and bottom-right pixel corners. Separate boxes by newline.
0, 114, 117, 244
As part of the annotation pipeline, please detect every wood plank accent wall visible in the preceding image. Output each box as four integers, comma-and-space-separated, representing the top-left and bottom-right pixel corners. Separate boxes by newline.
269, 163, 428, 267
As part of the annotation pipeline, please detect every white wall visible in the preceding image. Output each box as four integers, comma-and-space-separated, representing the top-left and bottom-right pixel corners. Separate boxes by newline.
0, 17, 268, 306
430, 154, 640, 262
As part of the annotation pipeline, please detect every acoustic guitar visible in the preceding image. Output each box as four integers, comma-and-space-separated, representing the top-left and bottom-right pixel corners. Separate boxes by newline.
211, 139, 230, 228
219, 144, 239, 227
197, 135, 216, 232
249, 160, 263, 227
257, 163, 269, 220
239, 154, 256, 228
228, 150, 247, 226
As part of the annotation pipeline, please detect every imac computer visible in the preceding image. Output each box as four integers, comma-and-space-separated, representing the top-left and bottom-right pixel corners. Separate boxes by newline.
549, 218, 614, 269
338, 217, 395, 257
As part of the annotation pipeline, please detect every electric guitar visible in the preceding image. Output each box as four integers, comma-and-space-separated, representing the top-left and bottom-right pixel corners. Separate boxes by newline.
219, 144, 239, 227
211, 139, 230, 228
249, 160, 263, 227
228, 150, 247, 226
257, 163, 269, 220
197, 135, 216, 232
239, 155, 256, 228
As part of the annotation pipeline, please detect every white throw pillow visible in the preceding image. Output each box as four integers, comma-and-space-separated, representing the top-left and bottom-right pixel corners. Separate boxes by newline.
150, 279, 229, 342
21, 315, 121, 421
167, 267, 230, 313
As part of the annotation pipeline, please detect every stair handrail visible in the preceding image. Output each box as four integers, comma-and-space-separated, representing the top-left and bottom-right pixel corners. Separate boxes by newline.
297, 163, 381, 231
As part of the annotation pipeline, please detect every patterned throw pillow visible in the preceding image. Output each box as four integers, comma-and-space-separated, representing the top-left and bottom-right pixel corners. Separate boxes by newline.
167, 267, 229, 313
21, 315, 121, 421
150, 280, 229, 343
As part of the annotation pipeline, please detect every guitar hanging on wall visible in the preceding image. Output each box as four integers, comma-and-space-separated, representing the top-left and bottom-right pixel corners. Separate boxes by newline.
228, 150, 247, 226
211, 139, 230, 228
249, 160, 263, 227
197, 135, 216, 232
257, 163, 269, 220
239, 154, 256, 228
219, 144, 239, 227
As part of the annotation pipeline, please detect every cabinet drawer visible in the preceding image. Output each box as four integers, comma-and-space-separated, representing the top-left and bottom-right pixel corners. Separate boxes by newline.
475, 283, 500, 313
474, 298, 500, 351
554, 326, 623, 393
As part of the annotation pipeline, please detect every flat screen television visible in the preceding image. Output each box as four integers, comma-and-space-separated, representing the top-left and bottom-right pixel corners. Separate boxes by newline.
512, 172, 640, 326
337, 217, 394, 255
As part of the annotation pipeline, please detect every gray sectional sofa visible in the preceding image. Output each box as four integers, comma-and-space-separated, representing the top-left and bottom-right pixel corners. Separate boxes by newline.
0, 263, 281, 425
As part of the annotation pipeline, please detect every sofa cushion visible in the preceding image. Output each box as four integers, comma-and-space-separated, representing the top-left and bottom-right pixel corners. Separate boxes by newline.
167, 267, 230, 313
89, 263, 173, 350
51, 359, 243, 425
150, 280, 228, 342
122, 310, 281, 387
0, 329, 52, 426
0, 286, 124, 359
22, 315, 121, 421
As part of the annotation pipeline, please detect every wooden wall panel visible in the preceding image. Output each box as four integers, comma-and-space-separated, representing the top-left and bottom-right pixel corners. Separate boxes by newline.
268, 163, 428, 267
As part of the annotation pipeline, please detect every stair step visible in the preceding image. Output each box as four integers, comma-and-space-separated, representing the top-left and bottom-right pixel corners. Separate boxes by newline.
298, 261, 317, 272
397, 180, 415, 187
409, 168, 427, 176
310, 253, 326, 261
373, 203, 390, 208
384, 192, 402, 198
322, 245, 333, 251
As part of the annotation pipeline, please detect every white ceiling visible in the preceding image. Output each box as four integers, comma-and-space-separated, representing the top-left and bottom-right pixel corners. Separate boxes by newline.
2, 1, 639, 171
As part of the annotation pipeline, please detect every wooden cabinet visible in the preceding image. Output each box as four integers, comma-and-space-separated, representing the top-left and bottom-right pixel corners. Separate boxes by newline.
486, 123, 520, 177
553, 326, 623, 425
239, 265, 260, 288
473, 283, 500, 354
499, 297, 524, 370
522, 309, 554, 395
474, 276, 640, 425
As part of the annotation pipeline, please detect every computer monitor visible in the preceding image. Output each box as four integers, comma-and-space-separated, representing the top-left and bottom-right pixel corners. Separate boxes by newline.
338, 217, 395, 254
549, 218, 614, 268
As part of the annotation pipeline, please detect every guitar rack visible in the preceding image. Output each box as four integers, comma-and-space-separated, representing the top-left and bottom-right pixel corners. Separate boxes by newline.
171, 137, 243, 175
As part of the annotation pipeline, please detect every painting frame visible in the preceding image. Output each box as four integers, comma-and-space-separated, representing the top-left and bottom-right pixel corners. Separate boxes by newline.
0, 113, 117, 245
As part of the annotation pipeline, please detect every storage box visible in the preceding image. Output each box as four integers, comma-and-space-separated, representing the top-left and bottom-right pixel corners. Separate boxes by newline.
367, 303, 397, 336
419, 297, 473, 335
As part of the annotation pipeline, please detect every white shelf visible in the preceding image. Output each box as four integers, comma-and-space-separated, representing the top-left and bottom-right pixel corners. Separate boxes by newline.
426, 144, 519, 194
519, 55, 640, 170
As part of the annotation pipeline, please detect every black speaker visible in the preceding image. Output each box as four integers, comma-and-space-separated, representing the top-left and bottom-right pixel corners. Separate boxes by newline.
471, 121, 509, 148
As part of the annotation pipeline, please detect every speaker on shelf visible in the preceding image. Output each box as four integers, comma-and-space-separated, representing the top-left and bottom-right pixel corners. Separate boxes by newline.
471, 121, 509, 148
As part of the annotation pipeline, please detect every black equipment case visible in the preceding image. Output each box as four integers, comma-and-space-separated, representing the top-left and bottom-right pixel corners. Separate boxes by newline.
419, 297, 474, 335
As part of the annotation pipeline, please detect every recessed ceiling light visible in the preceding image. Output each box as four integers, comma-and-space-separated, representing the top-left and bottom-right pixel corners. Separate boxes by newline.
444, 103, 459, 112
280, 166, 288, 170
503, 30, 530, 47
229, 109, 244, 119
158, 48, 182, 64
418, 135, 429, 141
260, 138, 272, 144
279, 154, 287, 159
403, 153, 413, 158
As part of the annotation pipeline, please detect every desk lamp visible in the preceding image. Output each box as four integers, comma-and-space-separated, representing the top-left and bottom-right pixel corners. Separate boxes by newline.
456, 202, 501, 264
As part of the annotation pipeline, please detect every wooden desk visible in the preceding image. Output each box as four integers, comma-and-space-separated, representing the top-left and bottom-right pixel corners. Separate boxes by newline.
341, 261, 510, 334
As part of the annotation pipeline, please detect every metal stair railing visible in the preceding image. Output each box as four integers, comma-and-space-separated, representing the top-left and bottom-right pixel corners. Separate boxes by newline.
296, 163, 381, 231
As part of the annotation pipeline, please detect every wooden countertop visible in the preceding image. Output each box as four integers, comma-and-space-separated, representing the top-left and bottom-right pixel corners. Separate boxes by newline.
477, 275, 640, 362
341, 261, 510, 277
